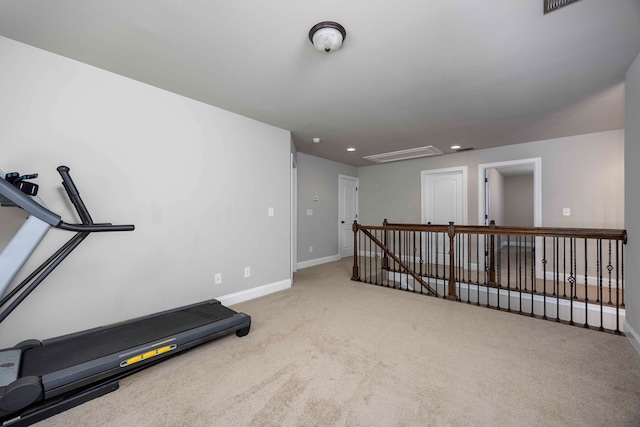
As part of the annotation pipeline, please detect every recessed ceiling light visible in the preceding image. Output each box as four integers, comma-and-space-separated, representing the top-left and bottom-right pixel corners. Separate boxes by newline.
313, 137, 321, 143
347, 147, 356, 152
451, 145, 462, 150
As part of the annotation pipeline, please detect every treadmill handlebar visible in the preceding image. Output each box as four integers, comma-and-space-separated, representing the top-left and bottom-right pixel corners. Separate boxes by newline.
55, 166, 134, 232
57, 166, 94, 226
58, 222, 135, 232
0, 166, 134, 233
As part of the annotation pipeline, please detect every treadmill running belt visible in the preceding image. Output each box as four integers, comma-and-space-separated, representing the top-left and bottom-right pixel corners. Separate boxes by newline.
21, 302, 237, 377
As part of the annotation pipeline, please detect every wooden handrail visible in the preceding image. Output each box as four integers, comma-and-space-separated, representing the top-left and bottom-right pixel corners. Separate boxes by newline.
373, 221, 627, 243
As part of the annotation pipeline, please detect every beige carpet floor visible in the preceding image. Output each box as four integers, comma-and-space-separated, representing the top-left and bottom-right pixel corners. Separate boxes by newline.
36, 258, 640, 426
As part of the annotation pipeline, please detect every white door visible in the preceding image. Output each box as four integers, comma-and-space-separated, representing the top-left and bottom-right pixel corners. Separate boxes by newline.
338, 175, 358, 258
422, 168, 467, 225
421, 167, 467, 263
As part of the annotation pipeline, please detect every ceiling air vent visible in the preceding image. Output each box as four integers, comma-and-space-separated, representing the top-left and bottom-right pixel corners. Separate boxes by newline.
544, 0, 582, 14
363, 145, 443, 164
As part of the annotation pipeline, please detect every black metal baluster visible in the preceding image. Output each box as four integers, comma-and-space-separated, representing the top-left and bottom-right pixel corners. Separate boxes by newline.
542, 237, 548, 321
562, 238, 567, 298
523, 235, 528, 292
505, 237, 509, 312
390, 229, 394, 279
467, 234, 472, 303
484, 234, 501, 308
530, 235, 535, 317
518, 235, 523, 314
569, 238, 575, 326
376, 229, 381, 285
607, 240, 613, 305
621, 244, 625, 308
413, 230, 418, 293
596, 239, 601, 303
598, 239, 604, 331
370, 229, 375, 285
366, 229, 371, 284
355, 228, 360, 281
583, 238, 589, 329
572, 238, 577, 300
359, 230, 364, 283
435, 231, 440, 279
555, 237, 560, 322
615, 240, 621, 335
476, 234, 480, 306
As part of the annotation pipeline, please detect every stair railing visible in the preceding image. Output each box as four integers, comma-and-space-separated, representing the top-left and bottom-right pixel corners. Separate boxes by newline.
352, 220, 627, 334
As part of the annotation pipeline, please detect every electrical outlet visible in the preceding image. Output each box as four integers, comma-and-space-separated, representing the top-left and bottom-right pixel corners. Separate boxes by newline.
309, 246, 313, 253
214, 273, 222, 285
244, 267, 251, 278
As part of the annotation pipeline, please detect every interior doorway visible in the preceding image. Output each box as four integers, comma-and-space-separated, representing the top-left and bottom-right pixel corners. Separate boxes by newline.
291, 153, 297, 277
478, 158, 541, 227
338, 174, 358, 258
478, 157, 542, 277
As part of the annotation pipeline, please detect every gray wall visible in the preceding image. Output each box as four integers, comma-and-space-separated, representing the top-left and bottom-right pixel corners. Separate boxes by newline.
297, 153, 357, 263
504, 175, 534, 227
0, 37, 292, 346
625, 51, 640, 342
358, 129, 624, 230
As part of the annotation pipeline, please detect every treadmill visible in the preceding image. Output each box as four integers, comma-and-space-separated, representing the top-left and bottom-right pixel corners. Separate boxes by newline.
0, 166, 251, 425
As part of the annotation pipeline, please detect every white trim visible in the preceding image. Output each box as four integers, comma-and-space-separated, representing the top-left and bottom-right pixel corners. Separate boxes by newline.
297, 254, 340, 270
217, 279, 291, 307
624, 321, 640, 356
389, 271, 625, 331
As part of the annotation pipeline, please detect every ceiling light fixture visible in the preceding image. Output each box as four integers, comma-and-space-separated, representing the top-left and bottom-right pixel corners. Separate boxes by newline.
451, 145, 462, 150
347, 147, 356, 152
309, 21, 347, 53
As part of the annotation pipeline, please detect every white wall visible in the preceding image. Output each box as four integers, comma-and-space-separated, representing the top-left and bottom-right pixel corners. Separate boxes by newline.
625, 51, 640, 348
0, 37, 292, 347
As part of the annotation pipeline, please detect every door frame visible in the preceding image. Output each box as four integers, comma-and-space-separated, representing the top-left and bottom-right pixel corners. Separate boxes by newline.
477, 158, 541, 227
338, 174, 359, 258
291, 153, 297, 277
478, 157, 542, 277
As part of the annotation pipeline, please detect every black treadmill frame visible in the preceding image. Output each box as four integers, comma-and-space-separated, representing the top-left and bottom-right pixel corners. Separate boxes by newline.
0, 166, 251, 425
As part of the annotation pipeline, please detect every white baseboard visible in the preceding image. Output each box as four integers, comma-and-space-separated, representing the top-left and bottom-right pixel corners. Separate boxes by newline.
217, 279, 291, 307
624, 321, 640, 357
297, 254, 340, 270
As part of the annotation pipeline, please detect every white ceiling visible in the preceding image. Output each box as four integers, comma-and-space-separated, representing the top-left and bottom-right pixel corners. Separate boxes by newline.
1, 0, 639, 166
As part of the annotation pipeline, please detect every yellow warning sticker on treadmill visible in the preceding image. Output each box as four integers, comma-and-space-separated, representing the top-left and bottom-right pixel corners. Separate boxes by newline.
119, 344, 177, 367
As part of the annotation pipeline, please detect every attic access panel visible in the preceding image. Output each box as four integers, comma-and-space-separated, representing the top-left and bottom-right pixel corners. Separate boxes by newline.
363, 146, 443, 164
544, 0, 582, 14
